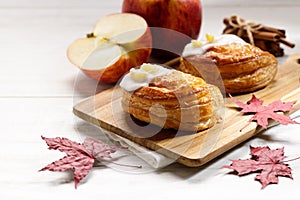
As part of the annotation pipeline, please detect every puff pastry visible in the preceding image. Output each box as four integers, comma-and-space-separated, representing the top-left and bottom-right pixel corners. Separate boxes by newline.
121, 70, 223, 131
179, 41, 278, 93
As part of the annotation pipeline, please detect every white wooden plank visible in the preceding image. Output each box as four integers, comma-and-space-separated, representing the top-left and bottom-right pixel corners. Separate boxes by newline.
0, 0, 123, 8
202, 0, 300, 6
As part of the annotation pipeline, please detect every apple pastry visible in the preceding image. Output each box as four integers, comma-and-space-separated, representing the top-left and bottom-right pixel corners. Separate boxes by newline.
179, 34, 278, 93
119, 63, 223, 131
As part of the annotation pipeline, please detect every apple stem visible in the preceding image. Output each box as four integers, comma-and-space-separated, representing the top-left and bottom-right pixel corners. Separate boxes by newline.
86, 32, 94, 38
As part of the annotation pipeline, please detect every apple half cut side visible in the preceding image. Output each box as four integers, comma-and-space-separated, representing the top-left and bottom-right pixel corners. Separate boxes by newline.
67, 13, 152, 83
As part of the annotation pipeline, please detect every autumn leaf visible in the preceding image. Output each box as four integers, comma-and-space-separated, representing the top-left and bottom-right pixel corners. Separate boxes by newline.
223, 146, 295, 189
39, 136, 124, 188
83, 137, 123, 160
230, 94, 299, 128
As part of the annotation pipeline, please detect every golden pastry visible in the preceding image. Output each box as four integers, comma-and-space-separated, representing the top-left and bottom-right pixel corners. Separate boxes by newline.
119, 63, 223, 131
179, 34, 278, 94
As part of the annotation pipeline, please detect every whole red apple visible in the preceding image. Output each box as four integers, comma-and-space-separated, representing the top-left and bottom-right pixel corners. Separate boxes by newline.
122, 0, 202, 59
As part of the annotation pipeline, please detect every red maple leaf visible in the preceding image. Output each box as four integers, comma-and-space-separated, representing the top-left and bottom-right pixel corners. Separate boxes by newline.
39, 136, 124, 188
230, 94, 299, 128
224, 146, 294, 189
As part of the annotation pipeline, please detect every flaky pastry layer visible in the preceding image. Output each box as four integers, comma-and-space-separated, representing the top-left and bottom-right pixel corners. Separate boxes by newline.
121, 71, 223, 131
179, 43, 278, 93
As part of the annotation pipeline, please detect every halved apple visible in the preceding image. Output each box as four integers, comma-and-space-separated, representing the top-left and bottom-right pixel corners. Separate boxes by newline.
67, 13, 152, 83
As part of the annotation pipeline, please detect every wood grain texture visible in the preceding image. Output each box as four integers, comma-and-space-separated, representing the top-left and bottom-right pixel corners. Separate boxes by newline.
73, 54, 300, 167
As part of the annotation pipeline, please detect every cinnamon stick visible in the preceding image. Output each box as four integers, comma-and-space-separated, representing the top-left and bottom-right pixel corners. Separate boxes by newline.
223, 18, 231, 27
223, 27, 237, 34
279, 37, 295, 48
252, 31, 280, 42
254, 39, 268, 50
260, 26, 285, 37
253, 40, 283, 57
268, 41, 284, 57
222, 15, 295, 57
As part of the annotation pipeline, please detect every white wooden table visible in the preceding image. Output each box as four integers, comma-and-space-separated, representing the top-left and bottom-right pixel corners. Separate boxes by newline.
1, 0, 300, 199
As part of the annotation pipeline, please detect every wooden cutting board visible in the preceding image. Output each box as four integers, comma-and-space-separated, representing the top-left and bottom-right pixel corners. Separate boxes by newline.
73, 54, 300, 167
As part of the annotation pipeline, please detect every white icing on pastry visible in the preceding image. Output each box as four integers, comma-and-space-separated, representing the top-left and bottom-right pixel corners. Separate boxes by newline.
120, 63, 173, 92
182, 34, 247, 57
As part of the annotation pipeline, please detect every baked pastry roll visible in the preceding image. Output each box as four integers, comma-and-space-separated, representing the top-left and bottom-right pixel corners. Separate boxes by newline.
179, 34, 278, 94
120, 63, 223, 131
